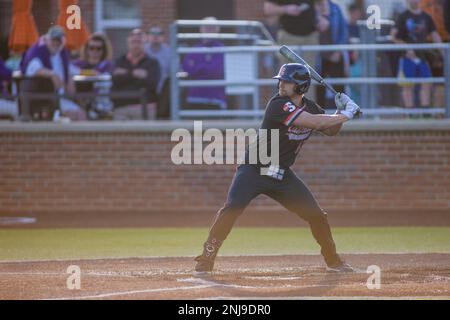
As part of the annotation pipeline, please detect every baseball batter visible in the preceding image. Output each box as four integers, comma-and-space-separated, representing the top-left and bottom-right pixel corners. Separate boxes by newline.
194, 63, 361, 276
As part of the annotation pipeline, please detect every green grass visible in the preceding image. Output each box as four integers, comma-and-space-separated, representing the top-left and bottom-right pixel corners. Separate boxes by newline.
0, 227, 449, 261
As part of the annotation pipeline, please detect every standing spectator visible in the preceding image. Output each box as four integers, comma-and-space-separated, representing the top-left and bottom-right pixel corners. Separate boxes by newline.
181, 17, 226, 110
145, 26, 171, 119
391, 0, 442, 109
0, 57, 18, 120
112, 29, 160, 120
444, 0, 450, 35
347, 3, 362, 40
74, 33, 114, 119
347, 3, 363, 105
420, 0, 450, 42
420, 0, 449, 108
20, 26, 86, 121
315, 0, 349, 108
264, 0, 325, 100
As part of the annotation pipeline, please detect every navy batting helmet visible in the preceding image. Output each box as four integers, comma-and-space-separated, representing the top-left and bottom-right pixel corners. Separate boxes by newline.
273, 63, 311, 95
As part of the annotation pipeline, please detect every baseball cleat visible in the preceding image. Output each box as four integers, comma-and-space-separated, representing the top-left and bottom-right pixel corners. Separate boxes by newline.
326, 262, 355, 273
193, 255, 214, 277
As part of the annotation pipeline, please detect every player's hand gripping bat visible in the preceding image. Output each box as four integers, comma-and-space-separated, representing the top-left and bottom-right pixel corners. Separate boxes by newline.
279, 45, 362, 118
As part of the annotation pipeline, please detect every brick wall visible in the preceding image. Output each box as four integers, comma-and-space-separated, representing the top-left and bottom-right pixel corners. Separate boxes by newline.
1, 121, 449, 214
235, 0, 265, 21
141, 0, 176, 36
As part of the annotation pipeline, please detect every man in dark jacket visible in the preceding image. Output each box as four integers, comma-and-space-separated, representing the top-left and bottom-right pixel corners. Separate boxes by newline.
112, 29, 160, 120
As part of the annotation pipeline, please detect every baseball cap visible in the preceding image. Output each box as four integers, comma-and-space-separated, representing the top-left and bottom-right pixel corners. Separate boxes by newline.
47, 26, 65, 40
149, 26, 163, 35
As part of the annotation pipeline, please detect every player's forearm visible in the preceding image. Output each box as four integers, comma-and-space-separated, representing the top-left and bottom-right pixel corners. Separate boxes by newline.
320, 122, 343, 136
315, 114, 349, 131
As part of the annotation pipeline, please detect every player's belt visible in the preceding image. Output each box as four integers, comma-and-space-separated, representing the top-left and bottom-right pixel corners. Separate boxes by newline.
260, 165, 286, 181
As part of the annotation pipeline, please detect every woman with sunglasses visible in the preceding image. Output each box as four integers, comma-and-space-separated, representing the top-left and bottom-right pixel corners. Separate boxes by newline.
74, 33, 113, 75
74, 33, 114, 119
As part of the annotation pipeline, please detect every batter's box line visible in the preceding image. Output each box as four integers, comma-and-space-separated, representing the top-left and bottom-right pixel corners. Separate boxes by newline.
43, 284, 217, 300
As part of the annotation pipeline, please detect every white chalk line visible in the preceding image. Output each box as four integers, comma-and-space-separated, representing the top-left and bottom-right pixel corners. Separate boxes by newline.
44, 284, 217, 300
44, 279, 450, 300
0, 217, 37, 226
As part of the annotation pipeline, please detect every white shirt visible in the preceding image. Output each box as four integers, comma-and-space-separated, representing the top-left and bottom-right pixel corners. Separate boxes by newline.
26, 53, 78, 94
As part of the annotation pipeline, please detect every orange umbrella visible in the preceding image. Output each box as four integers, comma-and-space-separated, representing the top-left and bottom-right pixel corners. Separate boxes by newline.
8, 0, 39, 53
57, 0, 90, 50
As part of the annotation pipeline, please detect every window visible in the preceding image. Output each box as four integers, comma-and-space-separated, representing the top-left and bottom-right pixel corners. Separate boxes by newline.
95, 0, 141, 59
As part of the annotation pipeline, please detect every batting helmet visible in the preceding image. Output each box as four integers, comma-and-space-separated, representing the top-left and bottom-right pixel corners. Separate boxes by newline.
273, 63, 311, 95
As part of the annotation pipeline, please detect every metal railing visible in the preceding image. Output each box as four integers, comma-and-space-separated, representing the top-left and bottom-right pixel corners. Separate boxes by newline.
170, 19, 276, 120
10, 89, 149, 121
170, 20, 450, 119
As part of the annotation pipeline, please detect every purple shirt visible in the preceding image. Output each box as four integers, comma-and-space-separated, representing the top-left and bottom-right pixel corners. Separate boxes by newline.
0, 58, 12, 96
182, 40, 226, 109
73, 59, 113, 74
20, 37, 70, 84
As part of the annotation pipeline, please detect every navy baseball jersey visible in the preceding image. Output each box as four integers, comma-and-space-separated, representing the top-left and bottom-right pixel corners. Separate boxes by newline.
246, 94, 325, 169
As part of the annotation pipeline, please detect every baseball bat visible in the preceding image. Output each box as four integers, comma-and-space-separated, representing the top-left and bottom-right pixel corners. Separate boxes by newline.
279, 45, 337, 95
279, 45, 362, 117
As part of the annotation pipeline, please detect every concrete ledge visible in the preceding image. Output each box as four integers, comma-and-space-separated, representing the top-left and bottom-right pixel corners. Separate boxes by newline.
1, 119, 450, 133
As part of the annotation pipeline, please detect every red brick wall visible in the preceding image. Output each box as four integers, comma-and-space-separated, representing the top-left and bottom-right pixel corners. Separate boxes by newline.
141, 0, 176, 36
235, 0, 266, 21
1, 123, 449, 214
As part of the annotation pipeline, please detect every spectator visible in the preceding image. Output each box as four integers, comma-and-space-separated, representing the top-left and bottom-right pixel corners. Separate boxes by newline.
0, 57, 18, 120
420, 0, 450, 42
420, 0, 449, 108
445, 0, 450, 35
74, 33, 114, 119
145, 26, 171, 119
264, 0, 325, 100
5, 51, 22, 72
391, 0, 442, 109
347, 3, 362, 40
347, 3, 363, 105
181, 17, 226, 110
315, 0, 349, 108
20, 26, 86, 121
74, 33, 113, 75
112, 29, 160, 120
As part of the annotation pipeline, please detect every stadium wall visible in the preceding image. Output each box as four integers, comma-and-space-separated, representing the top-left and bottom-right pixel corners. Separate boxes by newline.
0, 120, 449, 214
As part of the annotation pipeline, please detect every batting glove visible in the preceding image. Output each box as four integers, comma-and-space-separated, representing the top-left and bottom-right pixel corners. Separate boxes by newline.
335, 92, 352, 110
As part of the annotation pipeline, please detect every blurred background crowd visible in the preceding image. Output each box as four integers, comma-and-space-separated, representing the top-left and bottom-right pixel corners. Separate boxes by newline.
0, 0, 449, 122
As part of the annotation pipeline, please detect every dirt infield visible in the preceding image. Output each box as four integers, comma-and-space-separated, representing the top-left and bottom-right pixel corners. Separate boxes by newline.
0, 254, 449, 300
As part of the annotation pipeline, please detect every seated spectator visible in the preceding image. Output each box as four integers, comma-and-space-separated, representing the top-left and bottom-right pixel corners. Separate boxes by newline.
74, 33, 113, 75
145, 26, 171, 119
315, 0, 349, 108
391, 0, 442, 109
0, 57, 18, 120
5, 50, 22, 72
20, 26, 86, 121
74, 33, 114, 119
181, 17, 226, 110
112, 29, 160, 120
